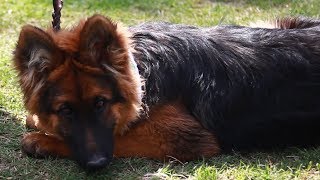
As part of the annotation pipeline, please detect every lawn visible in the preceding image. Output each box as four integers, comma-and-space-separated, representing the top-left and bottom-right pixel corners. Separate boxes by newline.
1, 0, 320, 179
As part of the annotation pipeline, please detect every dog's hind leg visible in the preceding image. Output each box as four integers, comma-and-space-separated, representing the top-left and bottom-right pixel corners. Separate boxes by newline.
114, 102, 220, 161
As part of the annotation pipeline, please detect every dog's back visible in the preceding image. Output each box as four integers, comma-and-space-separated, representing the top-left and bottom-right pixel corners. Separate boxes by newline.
130, 18, 320, 151
15, 15, 320, 169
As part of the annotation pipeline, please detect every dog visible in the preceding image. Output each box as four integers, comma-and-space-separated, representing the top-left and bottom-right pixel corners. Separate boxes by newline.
13, 14, 320, 170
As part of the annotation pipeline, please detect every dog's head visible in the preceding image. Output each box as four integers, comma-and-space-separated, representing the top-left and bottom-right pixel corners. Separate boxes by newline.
14, 15, 141, 169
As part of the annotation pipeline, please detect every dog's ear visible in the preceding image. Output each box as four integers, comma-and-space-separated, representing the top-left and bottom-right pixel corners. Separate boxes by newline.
79, 15, 125, 68
14, 25, 62, 75
13, 25, 63, 97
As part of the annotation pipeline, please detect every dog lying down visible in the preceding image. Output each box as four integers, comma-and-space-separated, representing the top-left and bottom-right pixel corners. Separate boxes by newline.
13, 15, 320, 170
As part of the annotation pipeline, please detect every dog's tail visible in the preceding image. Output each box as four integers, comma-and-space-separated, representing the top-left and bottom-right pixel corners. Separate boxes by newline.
250, 17, 320, 30
275, 17, 320, 30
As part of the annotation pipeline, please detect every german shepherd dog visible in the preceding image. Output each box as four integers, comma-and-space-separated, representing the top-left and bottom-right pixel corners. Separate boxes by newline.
13, 15, 320, 170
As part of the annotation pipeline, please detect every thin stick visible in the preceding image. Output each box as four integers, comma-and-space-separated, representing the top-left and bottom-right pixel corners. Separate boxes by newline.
52, 0, 63, 31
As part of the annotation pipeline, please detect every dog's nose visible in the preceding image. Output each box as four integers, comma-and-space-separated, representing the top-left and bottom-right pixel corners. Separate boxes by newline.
86, 155, 108, 170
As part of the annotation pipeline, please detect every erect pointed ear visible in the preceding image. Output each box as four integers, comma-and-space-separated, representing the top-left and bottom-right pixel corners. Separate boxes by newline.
78, 15, 124, 67
14, 25, 63, 75
13, 25, 63, 101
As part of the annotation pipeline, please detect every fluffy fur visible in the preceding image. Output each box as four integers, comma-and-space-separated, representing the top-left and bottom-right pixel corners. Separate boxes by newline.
13, 15, 320, 170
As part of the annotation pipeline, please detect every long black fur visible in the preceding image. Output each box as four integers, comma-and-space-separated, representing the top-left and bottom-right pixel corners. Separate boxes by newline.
129, 17, 320, 152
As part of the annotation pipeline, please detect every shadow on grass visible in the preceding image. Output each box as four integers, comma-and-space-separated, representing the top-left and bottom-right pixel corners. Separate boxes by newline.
127, 148, 320, 179
208, 147, 320, 169
85, 148, 320, 179
0, 107, 24, 136
1, 107, 319, 178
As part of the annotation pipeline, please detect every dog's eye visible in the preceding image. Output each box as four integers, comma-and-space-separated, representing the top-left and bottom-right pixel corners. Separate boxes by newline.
95, 97, 108, 110
58, 104, 73, 116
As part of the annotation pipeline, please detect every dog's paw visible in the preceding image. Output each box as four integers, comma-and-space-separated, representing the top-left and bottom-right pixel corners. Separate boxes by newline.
21, 132, 70, 158
21, 132, 53, 158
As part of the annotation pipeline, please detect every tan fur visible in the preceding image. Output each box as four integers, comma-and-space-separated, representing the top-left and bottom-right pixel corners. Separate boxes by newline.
15, 15, 142, 134
21, 132, 70, 158
15, 15, 220, 163
114, 103, 220, 161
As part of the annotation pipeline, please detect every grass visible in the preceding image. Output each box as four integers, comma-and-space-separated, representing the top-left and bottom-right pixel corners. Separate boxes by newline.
1, 0, 320, 179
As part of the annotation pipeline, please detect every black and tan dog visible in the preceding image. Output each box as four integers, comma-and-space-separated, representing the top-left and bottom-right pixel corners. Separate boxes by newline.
13, 15, 320, 170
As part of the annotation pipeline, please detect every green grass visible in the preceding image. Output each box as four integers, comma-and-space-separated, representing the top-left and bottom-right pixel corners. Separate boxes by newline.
1, 0, 320, 179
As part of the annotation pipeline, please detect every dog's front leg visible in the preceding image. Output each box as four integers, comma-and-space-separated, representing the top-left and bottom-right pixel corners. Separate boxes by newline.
21, 132, 71, 158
